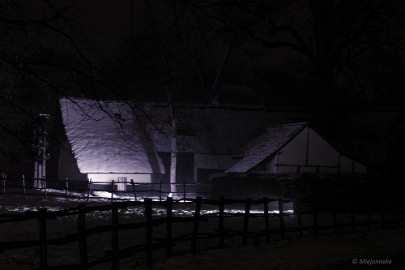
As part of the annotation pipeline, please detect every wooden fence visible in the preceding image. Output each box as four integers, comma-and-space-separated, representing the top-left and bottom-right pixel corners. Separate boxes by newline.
0, 176, 210, 201
0, 195, 404, 270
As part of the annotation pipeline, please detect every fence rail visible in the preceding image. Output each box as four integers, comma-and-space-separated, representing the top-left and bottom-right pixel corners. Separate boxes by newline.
1, 176, 210, 201
1, 194, 405, 270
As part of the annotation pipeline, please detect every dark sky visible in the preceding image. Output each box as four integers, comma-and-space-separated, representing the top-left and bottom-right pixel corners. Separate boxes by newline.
73, 1, 405, 107
1, 0, 405, 176
1, 0, 404, 107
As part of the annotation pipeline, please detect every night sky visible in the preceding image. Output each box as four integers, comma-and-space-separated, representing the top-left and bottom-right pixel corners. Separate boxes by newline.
1, 0, 405, 176
2, 1, 404, 104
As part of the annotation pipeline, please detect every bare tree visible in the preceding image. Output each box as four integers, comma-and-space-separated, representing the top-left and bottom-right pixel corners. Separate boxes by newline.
172, 0, 405, 136
0, 1, 94, 179
128, 0, 180, 194
122, 0, 228, 194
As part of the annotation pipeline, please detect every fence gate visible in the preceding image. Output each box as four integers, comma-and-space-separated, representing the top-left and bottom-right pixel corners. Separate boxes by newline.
116, 177, 127, 191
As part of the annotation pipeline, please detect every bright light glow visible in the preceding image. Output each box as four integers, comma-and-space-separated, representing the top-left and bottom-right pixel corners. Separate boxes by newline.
223, 209, 294, 214
168, 193, 173, 198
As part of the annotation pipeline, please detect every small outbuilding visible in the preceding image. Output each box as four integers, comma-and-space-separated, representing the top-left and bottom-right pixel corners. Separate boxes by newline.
226, 122, 367, 175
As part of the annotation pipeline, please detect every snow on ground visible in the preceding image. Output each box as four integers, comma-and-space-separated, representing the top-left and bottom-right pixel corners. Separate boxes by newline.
0, 190, 294, 216
1, 194, 404, 269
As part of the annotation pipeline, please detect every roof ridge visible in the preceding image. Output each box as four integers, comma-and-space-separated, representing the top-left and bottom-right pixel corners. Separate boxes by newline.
265, 122, 309, 130
227, 123, 307, 173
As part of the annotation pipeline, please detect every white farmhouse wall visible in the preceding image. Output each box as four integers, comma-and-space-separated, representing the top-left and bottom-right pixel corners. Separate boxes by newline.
300, 166, 317, 173
339, 156, 367, 174
354, 161, 368, 174
307, 129, 339, 166
339, 156, 352, 174
277, 128, 308, 164
266, 156, 277, 174
87, 173, 155, 184
265, 128, 308, 174
263, 127, 367, 175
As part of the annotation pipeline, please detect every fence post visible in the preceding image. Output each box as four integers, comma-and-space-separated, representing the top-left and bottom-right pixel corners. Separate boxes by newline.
166, 196, 173, 258
333, 211, 338, 233
395, 200, 400, 227
130, 180, 137, 201
44, 178, 47, 199
278, 199, 285, 240
183, 182, 186, 202
191, 196, 202, 254
87, 179, 92, 202
22, 174, 27, 198
159, 180, 163, 201
313, 199, 319, 235
381, 208, 386, 229
218, 196, 225, 248
263, 197, 270, 244
380, 192, 388, 229
367, 210, 372, 232
295, 200, 303, 237
243, 198, 251, 246
351, 211, 356, 232
112, 204, 119, 270
131, 179, 138, 201
144, 198, 153, 269
77, 204, 88, 269
365, 189, 371, 231
111, 180, 115, 203
38, 208, 48, 270
65, 177, 69, 199
2, 173, 6, 195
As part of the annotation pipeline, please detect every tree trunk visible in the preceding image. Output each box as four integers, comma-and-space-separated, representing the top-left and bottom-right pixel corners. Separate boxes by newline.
165, 83, 177, 196
311, 77, 335, 139
169, 116, 177, 196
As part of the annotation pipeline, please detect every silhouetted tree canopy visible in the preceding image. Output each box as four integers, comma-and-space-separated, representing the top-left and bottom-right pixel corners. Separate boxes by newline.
157, 0, 405, 135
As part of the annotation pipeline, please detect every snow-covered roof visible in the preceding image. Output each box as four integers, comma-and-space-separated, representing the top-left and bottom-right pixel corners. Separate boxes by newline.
60, 98, 165, 174
226, 123, 307, 173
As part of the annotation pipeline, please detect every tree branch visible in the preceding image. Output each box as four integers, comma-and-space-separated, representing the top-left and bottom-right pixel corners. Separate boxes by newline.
266, 24, 316, 64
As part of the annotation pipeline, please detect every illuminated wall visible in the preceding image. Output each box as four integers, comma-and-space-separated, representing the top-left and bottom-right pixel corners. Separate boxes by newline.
264, 127, 367, 174
87, 173, 155, 184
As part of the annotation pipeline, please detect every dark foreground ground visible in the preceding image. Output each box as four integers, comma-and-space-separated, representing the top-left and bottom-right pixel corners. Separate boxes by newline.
136, 226, 405, 270
1, 192, 404, 269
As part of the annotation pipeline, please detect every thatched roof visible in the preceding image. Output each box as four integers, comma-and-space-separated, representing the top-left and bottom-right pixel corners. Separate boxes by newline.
60, 98, 165, 174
